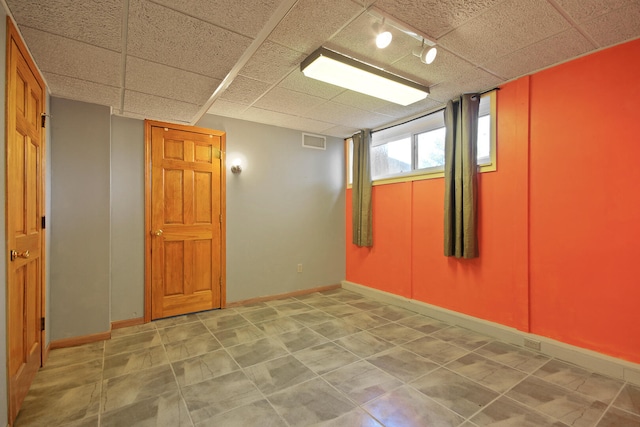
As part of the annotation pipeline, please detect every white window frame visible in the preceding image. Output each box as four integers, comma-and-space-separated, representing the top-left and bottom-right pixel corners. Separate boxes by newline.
346, 91, 496, 187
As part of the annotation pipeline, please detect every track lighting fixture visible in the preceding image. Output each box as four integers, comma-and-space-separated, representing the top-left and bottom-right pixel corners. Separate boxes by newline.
374, 19, 392, 49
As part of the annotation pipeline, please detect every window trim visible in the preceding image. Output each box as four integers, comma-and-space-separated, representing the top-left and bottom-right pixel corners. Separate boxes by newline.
346, 91, 497, 188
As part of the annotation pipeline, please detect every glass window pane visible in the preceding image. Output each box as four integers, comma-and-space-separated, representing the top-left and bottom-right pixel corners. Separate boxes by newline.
416, 128, 445, 170
371, 137, 412, 179
477, 115, 490, 164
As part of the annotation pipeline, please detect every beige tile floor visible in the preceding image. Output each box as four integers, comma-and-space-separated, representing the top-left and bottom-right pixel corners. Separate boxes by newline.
14, 288, 640, 426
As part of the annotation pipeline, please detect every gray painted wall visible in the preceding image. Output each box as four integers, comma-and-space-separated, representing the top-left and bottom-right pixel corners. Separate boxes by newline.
0, 9, 8, 424
197, 115, 346, 302
110, 117, 145, 321
50, 98, 111, 339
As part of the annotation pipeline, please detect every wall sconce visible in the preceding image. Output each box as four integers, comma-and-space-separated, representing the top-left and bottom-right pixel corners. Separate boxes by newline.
230, 158, 242, 174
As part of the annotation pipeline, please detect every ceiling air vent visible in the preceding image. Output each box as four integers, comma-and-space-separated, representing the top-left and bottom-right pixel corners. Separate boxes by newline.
302, 133, 326, 150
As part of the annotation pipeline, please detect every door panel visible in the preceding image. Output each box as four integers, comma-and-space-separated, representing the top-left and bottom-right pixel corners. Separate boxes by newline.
6, 19, 46, 424
147, 123, 225, 320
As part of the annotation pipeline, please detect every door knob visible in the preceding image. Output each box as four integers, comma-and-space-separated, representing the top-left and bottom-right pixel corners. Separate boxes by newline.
10, 250, 29, 261
153, 229, 163, 236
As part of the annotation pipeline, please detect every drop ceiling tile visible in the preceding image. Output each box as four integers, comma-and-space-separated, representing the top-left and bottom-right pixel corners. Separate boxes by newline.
219, 76, 272, 105
6, 0, 122, 51
150, 0, 285, 38
253, 87, 326, 115
124, 90, 201, 122
374, 97, 445, 118
279, 116, 337, 134
206, 100, 249, 118
127, 0, 252, 78
554, 0, 636, 23
45, 73, 121, 108
20, 27, 121, 86
240, 107, 304, 128
278, 70, 345, 99
483, 29, 594, 80
126, 56, 221, 105
239, 40, 306, 84
331, 91, 394, 112
268, 0, 364, 54
438, 0, 571, 66
373, 0, 503, 39
321, 125, 360, 138
428, 68, 504, 103
304, 101, 393, 129
388, 50, 478, 87
582, 3, 640, 47
326, 12, 419, 66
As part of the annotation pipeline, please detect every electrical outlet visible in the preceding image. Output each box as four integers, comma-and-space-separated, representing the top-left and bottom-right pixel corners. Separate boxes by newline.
297, 264, 303, 273
524, 338, 541, 351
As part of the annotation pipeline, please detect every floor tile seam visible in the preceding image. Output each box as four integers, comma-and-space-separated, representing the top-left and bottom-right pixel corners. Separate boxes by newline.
593, 380, 632, 425
159, 336, 197, 427
608, 403, 640, 420
398, 379, 475, 424
526, 365, 619, 407
487, 369, 577, 426
232, 362, 295, 427
468, 343, 556, 377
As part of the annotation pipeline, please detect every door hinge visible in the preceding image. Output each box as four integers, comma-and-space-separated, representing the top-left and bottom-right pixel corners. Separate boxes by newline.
41, 113, 47, 128
219, 214, 222, 224
41, 317, 45, 331
41, 216, 46, 229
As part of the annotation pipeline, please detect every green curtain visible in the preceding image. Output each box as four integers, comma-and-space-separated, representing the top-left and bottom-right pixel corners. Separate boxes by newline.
352, 130, 373, 247
444, 94, 480, 258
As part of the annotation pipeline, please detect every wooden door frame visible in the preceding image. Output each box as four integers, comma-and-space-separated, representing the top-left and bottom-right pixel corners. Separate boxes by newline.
5, 17, 47, 423
143, 120, 226, 322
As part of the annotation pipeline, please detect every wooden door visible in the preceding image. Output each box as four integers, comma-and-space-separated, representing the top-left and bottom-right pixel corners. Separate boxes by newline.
145, 121, 225, 320
5, 19, 46, 424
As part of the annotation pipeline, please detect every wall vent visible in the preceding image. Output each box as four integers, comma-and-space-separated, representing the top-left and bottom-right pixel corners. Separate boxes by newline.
302, 133, 326, 150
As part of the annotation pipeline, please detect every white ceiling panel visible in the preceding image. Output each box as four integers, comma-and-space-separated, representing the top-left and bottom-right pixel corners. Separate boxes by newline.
150, 0, 285, 38
581, 3, 640, 47
278, 71, 346, 99
373, 0, 504, 39
126, 56, 221, 105
374, 97, 445, 119
483, 28, 594, 80
124, 91, 201, 123
240, 107, 304, 128
127, 0, 252, 78
428, 68, 504, 103
253, 87, 326, 115
304, 101, 394, 129
206, 100, 249, 118
7, 0, 640, 136
20, 27, 121, 87
331, 90, 395, 112
239, 40, 305, 84
6, 0, 122, 51
268, 0, 364, 54
46, 73, 121, 108
388, 50, 479, 87
219, 76, 272, 106
553, 0, 636, 23
438, 0, 571, 66
321, 125, 360, 138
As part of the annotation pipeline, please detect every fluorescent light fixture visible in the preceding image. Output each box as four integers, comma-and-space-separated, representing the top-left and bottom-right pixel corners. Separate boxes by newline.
301, 47, 429, 106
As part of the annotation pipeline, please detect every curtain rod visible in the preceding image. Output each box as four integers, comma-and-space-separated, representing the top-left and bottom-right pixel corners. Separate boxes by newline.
372, 87, 500, 135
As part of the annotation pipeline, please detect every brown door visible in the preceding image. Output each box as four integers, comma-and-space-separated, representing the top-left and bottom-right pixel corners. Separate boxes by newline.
145, 121, 226, 320
5, 19, 46, 423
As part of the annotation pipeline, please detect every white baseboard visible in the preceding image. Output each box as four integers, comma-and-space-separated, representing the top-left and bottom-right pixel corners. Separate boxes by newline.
342, 280, 640, 386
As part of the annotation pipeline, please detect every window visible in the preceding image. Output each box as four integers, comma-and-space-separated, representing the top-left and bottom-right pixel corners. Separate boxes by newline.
346, 91, 496, 186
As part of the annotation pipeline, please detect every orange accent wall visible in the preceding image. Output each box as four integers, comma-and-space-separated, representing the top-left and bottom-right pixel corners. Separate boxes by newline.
528, 39, 640, 361
346, 38, 640, 364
